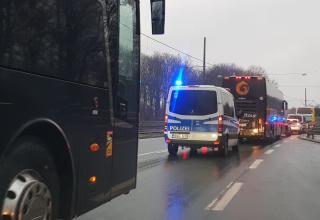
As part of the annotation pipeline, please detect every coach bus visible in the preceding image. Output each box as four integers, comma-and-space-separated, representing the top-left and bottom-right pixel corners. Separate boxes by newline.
296, 107, 313, 122
0, 0, 165, 219
223, 76, 288, 141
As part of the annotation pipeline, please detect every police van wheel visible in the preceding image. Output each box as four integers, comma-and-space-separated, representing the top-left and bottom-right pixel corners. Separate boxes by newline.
0, 137, 60, 220
220, 137, 229, 157
168, 144, 178, 156
232, 142, 239, 152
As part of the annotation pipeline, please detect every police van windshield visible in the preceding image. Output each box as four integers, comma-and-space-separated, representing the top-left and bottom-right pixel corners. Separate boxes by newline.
169, 90, 217, 115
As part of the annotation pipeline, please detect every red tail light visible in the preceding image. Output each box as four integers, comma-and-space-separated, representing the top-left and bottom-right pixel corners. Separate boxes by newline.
218, 115, 223, 133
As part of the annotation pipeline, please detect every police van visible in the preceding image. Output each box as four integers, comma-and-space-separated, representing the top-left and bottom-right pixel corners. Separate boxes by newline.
164, 85, 239, 157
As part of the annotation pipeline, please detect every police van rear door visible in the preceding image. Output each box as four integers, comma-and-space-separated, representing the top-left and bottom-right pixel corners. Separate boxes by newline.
167, 88, 218, 135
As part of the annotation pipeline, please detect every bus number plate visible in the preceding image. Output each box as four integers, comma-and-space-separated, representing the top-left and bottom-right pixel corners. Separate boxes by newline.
172, 133, 189, 139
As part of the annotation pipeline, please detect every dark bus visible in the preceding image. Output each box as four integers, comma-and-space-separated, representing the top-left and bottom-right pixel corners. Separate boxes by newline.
0, 0, 165, 219
223, 76, 288, 141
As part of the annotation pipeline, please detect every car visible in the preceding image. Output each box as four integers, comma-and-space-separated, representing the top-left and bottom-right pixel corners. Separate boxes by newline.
164, 85, 240, 157
287, 119, 303, 134
287, 114, 307, 133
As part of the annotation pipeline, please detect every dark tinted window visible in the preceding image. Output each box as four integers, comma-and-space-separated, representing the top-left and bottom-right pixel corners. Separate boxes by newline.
0, 0, 108, 88
288, 115, 303, 122
297, 108, 312, 114
169, 90, 217, 115
222, 93, 234, 117
223, 78, 266, 100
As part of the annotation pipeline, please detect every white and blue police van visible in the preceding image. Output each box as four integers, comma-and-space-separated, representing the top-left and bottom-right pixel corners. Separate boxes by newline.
164, 85, 239, 157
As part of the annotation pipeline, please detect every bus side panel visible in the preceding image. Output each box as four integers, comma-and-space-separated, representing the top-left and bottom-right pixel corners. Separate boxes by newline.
0, 67, 114, 215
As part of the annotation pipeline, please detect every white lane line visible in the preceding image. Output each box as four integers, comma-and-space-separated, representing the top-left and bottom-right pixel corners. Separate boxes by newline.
211, 182, 243, 211
274, 144, 281, 148
284, 140, 289, 143
249, 159, 264, 169
264, 149, 274, 155
138, 150, 167, 157
205, 198, 218, 210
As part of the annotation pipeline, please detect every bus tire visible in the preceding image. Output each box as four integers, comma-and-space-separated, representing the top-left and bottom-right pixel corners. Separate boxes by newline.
0, 137, 60, 220
168, 143, 178, 156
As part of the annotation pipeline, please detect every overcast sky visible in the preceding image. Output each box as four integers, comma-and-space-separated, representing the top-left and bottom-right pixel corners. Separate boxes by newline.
140, 0, 320, 108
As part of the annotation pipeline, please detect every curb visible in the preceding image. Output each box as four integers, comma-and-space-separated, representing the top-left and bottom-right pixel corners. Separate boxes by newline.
299, 135, 320, 144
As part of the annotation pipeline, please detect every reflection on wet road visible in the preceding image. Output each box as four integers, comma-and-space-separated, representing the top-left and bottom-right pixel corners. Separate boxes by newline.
79, 135, 320, 220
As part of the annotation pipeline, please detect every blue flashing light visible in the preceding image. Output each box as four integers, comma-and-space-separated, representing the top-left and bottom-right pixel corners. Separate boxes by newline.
175, 80, 183, 86
269, 115, 278, 123
174, 66, 185, 86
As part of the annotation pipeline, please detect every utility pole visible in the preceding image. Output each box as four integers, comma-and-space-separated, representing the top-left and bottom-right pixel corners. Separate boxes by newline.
203, 37, 206, 82
305, 88, 307, 106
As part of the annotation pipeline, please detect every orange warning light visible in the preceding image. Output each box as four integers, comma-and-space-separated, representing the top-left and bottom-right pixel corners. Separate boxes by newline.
90, 143, 100, 152
89, 176, 97, 184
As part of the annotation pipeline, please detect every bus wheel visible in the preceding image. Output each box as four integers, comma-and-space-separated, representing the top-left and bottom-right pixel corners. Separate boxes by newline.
0, 137, 60, 220
168, 144, 178, 156
220, 137, 229, 157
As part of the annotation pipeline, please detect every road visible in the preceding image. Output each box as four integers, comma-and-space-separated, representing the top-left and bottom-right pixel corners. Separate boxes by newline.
79, 135, 320, 220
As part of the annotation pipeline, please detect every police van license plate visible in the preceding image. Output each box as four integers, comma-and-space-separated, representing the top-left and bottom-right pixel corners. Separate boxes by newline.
172, 133, 189, 139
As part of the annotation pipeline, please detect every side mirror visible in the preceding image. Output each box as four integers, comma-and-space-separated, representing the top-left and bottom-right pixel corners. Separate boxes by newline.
236, 110, 244, 118
150, 0, 165, 34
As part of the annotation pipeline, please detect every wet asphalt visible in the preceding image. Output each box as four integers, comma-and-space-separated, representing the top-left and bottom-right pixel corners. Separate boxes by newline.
79, 135, 320, 220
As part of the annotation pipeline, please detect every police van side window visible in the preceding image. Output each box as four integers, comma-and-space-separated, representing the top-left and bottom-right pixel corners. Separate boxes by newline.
0, 0, 108, 88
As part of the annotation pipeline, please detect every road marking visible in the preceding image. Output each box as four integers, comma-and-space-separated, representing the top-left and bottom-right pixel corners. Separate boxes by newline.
205, 198, 218, 210
209, 182, 243, 211
138, 150, 167, 157
284, 140, 289, 143
264, 149, 274, 155
249, 159, 264, 169
274, 144, 281, 148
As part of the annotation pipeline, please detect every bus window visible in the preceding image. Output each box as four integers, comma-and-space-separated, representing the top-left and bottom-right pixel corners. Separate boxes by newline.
0, 0, 108, 88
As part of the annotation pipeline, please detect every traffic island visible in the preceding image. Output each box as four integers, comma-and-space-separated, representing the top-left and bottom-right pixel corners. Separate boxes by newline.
299, 134, 320, 144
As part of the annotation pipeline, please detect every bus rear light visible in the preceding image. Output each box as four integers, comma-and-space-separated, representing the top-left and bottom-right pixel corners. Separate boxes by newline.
258, 118, 264, 132
218, 116, 223, 133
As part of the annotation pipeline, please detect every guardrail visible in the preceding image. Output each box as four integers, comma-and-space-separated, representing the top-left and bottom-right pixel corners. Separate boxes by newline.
139, 121, 164, 134
306, 126, 320, 139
